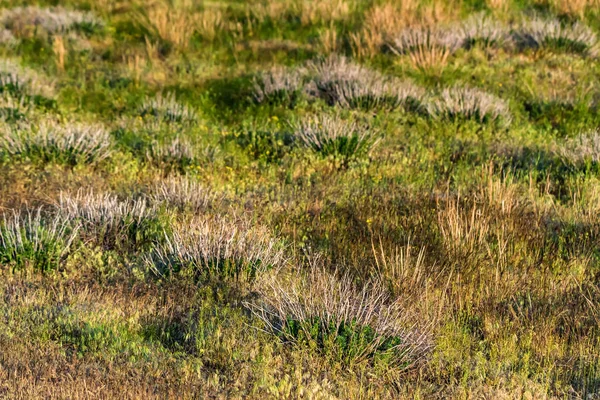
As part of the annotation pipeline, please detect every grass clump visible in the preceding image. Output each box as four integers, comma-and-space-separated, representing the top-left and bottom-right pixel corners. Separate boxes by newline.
138, 93, 196, 124
426, 86, 512, 126
150, 175, 219, 213
147, 216, 286, 281
0, 209, 79, 272
0, 59, 55, 100
307, 55, 425, 110
555, 129, 600, 167
247, 269, 432, 369
0, 120, 112, 165
0, 6, 104, 37
146, 137, 196, 172
293, 114, 379, 163
58, 190, 164, 251
513, 18, 598, 56
388, 27, 466, 70
460, 13, 509, 48
253, 67, 305, 105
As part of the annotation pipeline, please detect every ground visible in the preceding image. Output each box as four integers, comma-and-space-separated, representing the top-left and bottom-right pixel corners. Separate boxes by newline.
0, 0, 600, 398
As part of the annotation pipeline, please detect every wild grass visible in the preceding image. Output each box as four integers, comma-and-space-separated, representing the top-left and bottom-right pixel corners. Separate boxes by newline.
0, 59, 55, 99
57, 190, 161, 250
247, 267, 432, 368
138, 93, 196, 124
150, 175, 219, 213
461, 13, 509, 48
1, 0, 600, 397
0, 120, 112, 165
0, 6, 103, 37
292, 114, 378, 163
388, 26, 465, 70
306, 55, 425, 110
426, 86, 512, 126
253, 67, 304, 104
0, 209, 79, 272
0, 92, 32, 122
547, 0, 600, 18
146, 137, 196, 171
513, 18, 598, 56
555, 129, 600, 167
146, 216, 286, 280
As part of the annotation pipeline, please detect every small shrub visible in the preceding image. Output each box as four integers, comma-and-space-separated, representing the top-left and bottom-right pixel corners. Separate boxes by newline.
293, 114, 379, 162
513, 18, 598, 56
426, 86, 511, 126
0, 6, 103, 37
0, 120, 112, 165
58, 191, 163, 250
146, 216, 286, 281
253, 67, 304, 105
138, 93, 196, 124
246, 269, 432, 368
0, 209, 79, 272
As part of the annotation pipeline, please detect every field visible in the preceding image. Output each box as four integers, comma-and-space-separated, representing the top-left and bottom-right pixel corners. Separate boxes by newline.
0, 0, 600, 398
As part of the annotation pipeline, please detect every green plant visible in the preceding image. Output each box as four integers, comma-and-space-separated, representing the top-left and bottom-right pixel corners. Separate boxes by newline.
0, 209, 79, 272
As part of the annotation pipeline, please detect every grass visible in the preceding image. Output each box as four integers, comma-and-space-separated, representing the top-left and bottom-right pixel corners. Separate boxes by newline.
0, 0, 600, 398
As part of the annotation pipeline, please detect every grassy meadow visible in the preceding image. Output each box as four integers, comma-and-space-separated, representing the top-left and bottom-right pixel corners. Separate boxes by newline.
1, 0, 600, 398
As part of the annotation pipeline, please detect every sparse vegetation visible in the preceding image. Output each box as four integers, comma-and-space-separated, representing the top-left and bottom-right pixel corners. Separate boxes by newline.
1, 1, 600, 398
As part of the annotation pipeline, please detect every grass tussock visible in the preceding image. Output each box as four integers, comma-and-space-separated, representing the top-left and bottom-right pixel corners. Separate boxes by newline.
146, 216, 286, 280
247, 267, 432, 368
555, 129, 600, 167
253, 67, 304, 104
292, 114, 379, 162
138, 92, 197, 124
0, 120, 112, 165
0, 209, 79, 272
0, 6, 103, 37
426, 86, 512, 126
150, 175, 219, 212
307, 55, 425, 110
0, 59, 55, 99
58, 190, 161, 250
513, 18, 598, 56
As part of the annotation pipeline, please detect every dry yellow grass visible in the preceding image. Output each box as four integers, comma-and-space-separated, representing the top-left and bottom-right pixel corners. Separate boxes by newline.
351, 0, 460, 59
300, 0, 351, 26
145, 0, 196, 49
52, 35, 66, 71
320, 25, 339, 54
486, 0, 511, 12
548, 0, 600, 17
